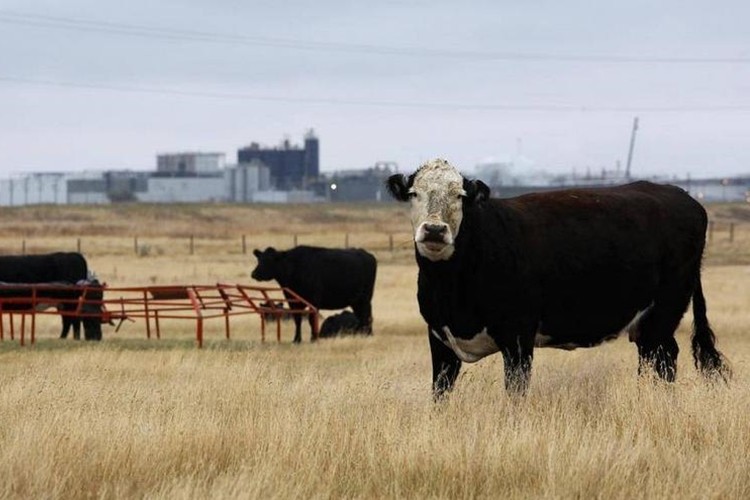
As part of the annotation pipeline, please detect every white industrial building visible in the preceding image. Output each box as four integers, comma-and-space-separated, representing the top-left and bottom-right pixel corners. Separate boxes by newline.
0, 171, 110, 206
138, 176, 227, 203
156, 152, 225, 176
225, 160, 272, 202
0, 152, 325, 205
0, 173, 66, 206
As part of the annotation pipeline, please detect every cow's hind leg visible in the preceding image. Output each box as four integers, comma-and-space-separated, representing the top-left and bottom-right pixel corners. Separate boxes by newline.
634, 285, 692, 382
637, 333, 679, 382
307, 312, 319, 342
351, 300, 372, 334
60, 316, 70, 339
59, 317, 81, 340
281, 291, 304, 344
292, 315, 302, 344
72, 319, 81, 340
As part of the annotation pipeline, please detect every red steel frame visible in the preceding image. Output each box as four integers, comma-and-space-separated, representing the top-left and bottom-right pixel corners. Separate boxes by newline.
0, 282, 103, 347
0, 283, 318, 348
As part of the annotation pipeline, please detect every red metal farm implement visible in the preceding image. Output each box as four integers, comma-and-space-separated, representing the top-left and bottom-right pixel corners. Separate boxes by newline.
0, 282, 104, 346
0, 283, 318, 347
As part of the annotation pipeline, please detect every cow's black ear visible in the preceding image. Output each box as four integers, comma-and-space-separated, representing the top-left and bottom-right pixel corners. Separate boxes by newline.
386, 174, 410, 202
464, 179, 490, 204
253, 249, 261, 258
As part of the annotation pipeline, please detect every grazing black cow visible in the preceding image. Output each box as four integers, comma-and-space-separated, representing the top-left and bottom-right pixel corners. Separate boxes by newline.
387, 158, 730, 399
319, 310, 360, 338
58, 279, 106, 340
251, 246, 377, 343
0, 252, 104, 340
0, 280, 104, 340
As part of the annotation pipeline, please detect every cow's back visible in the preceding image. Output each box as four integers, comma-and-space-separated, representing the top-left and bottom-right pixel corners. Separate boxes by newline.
472, 181, 707, 345
501, 181, 707, 271
282, 246, 377, 309
0, 252, 88, 283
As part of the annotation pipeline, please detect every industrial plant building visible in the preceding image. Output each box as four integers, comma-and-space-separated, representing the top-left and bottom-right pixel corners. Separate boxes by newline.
1, 129, 748, 205
0, 130, 381, 205
237, 130, 319, 190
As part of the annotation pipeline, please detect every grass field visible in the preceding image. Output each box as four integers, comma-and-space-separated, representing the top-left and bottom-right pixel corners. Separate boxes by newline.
0, 203, 749, 499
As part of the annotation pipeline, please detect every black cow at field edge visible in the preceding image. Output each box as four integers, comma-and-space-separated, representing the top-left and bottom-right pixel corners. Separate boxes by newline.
0, 252, 104, 340
252, 246, 377, 343
59, 279, 106, 340
0, 280, 105, 340
387, 158, 730, 399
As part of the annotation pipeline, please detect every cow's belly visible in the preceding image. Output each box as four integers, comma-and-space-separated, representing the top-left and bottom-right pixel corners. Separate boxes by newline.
431, 326, 499, 363
535, 302, 650, 349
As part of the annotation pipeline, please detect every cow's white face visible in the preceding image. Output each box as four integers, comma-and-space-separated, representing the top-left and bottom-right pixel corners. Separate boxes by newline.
408, 160, 465, 261
386, 159, 489, 262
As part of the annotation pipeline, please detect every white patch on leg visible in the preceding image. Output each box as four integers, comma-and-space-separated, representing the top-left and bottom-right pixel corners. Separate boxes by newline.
534, 333, 555, 347
626, 302, 654, 342
437, 326, 499, 363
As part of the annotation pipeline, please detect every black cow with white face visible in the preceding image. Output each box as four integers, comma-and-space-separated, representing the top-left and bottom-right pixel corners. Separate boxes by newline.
0, 252, 104, 340
252, 246, 377, 343
387, 158, 729, 399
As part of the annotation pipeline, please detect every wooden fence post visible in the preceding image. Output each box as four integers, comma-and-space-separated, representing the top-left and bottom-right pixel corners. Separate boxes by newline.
242, 235, 247, 254
345, 233, 349, 248
190, 235, 194, 255
294, 234, 298, 246
389, 234, 394, 252
708, 221, 714, 243
134, 236, 139, 255
77, 238, 81, 253
729, 223, 735, 243
22, 239, 26, 255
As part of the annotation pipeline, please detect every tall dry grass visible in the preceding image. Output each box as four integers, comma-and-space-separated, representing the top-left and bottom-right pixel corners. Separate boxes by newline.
0, 204, 748, 499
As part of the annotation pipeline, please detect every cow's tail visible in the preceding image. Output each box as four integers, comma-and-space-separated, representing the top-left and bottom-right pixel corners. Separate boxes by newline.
691, 272, 731, 381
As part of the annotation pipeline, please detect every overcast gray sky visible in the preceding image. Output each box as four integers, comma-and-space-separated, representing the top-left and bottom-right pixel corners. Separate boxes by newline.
1, 0, 749, 179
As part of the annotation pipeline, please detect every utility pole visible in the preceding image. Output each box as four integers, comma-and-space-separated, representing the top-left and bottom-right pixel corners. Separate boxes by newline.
625, 116, 639, 181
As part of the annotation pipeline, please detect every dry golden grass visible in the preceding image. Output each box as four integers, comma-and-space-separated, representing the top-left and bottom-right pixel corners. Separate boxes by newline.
0, 203, 748, 499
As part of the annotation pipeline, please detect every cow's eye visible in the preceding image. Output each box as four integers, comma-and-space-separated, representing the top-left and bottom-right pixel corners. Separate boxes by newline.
408, 192, 418, 199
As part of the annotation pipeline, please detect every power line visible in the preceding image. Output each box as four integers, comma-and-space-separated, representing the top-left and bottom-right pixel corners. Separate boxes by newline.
2, 75, 750, 113
1, 10, 749, 64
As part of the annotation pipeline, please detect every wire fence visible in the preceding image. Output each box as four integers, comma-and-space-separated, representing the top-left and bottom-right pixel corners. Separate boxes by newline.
0, 232, 417, 258
0, 221, 745, 258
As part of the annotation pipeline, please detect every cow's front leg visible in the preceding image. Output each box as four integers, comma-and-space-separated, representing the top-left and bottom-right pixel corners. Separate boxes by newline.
429, 328, 462, 400
499, 334, 534, 396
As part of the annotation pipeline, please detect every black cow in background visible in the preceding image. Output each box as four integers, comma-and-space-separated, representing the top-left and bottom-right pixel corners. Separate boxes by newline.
0, 280, 104, 340
0, 252, 104, 340
319, 310, 360, 338
58, 279, 106, 340
252, 246, 377, 343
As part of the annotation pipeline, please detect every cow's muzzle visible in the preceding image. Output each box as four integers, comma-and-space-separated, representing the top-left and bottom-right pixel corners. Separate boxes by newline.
422, 223, 447, 243
415, 222, 454, 261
